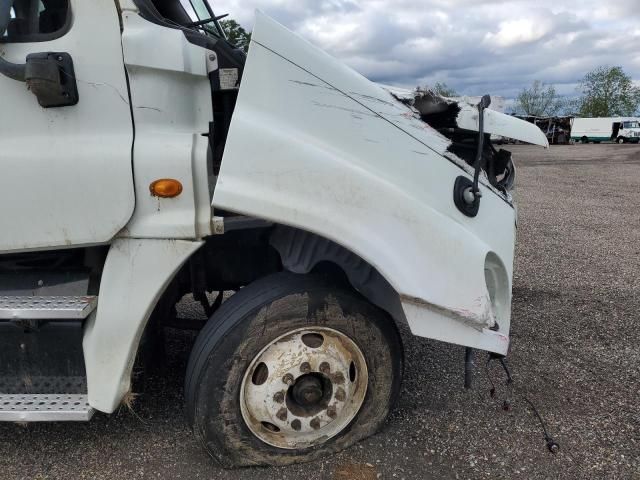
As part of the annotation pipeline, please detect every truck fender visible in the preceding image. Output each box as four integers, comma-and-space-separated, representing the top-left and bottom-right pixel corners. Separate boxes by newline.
269, 226, 511, 355
83, 238, 203, 413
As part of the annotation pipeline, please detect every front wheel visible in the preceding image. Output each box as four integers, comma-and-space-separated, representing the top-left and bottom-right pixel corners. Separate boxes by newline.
185, 273, 403, 467
617, 137, 626, 144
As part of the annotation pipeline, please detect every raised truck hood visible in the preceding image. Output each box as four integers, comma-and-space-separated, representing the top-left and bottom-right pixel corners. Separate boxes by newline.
214, 11, 546, 355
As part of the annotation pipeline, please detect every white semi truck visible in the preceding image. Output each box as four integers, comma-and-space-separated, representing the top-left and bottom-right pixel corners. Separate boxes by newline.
0, 0, 548, 467
571, 117, 640, 144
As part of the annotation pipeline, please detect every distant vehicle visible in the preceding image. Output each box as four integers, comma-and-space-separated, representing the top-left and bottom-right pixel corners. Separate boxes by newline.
571, 117, 640, 144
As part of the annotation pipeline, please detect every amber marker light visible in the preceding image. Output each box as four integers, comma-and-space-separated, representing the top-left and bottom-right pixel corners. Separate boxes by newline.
150, 179, 183, 198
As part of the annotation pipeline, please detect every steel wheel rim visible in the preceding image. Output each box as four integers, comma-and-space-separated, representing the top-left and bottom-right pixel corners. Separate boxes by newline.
239, 327, 368, 450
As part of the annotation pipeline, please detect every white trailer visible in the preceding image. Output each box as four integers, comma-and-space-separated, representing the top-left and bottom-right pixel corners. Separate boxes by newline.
0, 0, 547, 467
571, 117, 640, 144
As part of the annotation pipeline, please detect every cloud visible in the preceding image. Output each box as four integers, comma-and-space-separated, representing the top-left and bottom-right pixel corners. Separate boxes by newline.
484, 16, 553, 48
211, 0, 640, 103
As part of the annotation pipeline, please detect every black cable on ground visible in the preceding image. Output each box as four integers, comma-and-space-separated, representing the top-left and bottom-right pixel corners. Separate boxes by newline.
485, 355, 560, 454
523, 396, 560, 454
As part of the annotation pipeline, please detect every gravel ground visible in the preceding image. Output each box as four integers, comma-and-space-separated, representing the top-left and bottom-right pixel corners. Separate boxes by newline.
1, 144, 639, 479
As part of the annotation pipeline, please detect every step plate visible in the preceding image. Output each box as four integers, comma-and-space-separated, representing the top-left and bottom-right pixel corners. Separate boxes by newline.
0, 296, 97, 320
0, 394, 94, 422
0, 376, 87, 395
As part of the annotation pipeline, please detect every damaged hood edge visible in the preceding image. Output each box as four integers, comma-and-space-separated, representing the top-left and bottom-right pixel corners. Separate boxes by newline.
380, 85, 550, 148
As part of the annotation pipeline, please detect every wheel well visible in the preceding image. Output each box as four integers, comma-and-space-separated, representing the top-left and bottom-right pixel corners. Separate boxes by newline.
133, 225, 407, 402
152, 223, 407, 332
268, 225, 406, 327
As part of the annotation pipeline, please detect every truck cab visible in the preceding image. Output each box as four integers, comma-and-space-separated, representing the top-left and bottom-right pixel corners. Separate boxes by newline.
611, 120, 640, 143
0, 0, 547, 467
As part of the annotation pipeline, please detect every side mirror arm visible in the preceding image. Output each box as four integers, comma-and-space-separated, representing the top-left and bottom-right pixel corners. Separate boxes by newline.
0, 55, 26, 81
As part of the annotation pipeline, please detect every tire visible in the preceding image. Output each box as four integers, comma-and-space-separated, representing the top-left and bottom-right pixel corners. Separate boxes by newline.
185, 272, 403, 467
617, 137, 625, 144
581, 136, 588, 144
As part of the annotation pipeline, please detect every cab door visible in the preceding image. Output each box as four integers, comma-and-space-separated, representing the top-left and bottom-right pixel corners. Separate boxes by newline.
0, 0, 134, 253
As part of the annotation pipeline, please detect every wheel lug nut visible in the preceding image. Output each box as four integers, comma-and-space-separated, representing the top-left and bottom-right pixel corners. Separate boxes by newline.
276, 407, 288, 421
335, 387, 346, 402
332, 371, 345, 384
273, 391, 285, 403
310, 417, 321, 430
300, 362, 311, 373
282, 373, 294, 385
291, 419, 301, 431
327, 405, 337, 419
319, 362, 330, 374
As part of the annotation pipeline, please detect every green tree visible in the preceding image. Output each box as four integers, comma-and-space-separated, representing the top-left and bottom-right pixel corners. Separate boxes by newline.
220, 19, 251, 53
576, 66, 640, 117
431, 82, 458, 97
515, 80, 562, 117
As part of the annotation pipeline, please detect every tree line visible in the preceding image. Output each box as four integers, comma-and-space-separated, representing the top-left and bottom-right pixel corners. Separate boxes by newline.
220, 19, 251, 53
429, 67, 640, 118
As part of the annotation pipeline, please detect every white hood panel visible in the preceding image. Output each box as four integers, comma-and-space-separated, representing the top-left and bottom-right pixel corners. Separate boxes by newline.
214, 11, 516, 354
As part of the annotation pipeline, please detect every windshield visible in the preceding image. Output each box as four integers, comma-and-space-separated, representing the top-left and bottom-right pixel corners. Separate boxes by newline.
178, 0, 225, 37
623, 121, 640, 129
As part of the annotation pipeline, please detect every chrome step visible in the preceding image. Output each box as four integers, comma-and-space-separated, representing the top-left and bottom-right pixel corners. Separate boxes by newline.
0, 394, 94, 422
0, 296, 97, 320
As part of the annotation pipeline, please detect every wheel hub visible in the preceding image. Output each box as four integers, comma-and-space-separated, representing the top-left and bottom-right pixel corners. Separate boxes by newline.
239, 327, 368, 450
291, 374, 324, 407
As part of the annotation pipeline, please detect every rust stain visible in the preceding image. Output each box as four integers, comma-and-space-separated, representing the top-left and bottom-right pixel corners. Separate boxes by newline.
334, 462, 378, 480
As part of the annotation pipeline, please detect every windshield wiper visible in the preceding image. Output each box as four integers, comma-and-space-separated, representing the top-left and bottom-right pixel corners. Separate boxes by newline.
186, 13, 228, 28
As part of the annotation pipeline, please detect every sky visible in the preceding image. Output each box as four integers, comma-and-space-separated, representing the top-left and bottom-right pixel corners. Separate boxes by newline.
211, 0, 640, 105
